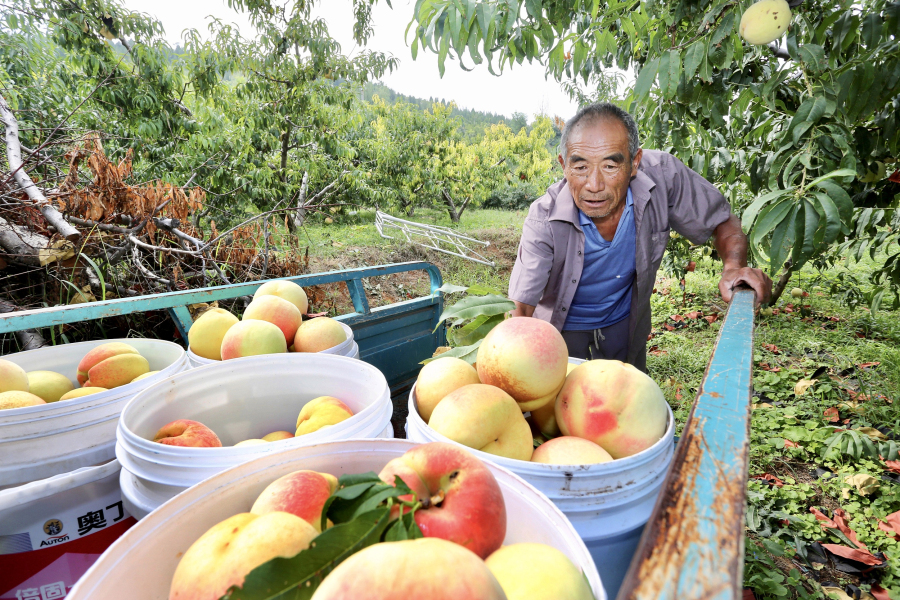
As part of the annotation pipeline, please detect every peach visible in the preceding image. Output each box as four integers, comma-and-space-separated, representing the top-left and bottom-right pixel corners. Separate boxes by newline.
243, 295, 302, 345
188, 308, 238, 360
293, 317, 346, 353
0, 390, 46, 410
169, 511, 318, 600
26, 371, 73, 403
88, 353, 150, 389
76, 342, 140, 385
476, 317, 568, 412
312, 537, 505, 600
262, 430, 294, 442
740, 0, 791, 45
529, 362, 577, 439
255, 279, 309, 315
415, 357, 481, 421
531, 436, 613, 465
485, 543, 594, 600
59, 387, 108, 400
556, 360, 667, 458
131, 371, 159, 382
311, 537, 505, 600
378, 442, 506, 559
0, 359, 28, 393
154, 419, 222, 448
234, 439, 267, 447
428, 384, 533, 461
251, 470, 338, 532
220, 319, 287, 360
295, 396, 354, 436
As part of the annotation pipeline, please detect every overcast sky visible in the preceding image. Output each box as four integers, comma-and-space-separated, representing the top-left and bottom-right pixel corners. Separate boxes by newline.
121, 0, 580, 121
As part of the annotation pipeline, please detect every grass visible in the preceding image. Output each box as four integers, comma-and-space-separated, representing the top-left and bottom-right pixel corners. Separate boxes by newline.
302, 207, 900, 599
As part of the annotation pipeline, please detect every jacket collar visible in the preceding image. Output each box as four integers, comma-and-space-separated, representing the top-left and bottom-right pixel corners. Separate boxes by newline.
548, 170, 656, 229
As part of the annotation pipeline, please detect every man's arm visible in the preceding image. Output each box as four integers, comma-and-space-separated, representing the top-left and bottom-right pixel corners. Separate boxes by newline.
510, 301, 536, 318
713, 214, 773, 305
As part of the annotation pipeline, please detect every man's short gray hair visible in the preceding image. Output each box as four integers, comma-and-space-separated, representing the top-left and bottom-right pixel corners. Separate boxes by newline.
559, 103, 640, 163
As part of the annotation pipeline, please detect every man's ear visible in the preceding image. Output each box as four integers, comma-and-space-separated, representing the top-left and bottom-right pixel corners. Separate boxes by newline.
630, 148, 643, 178
558, 154, 565, 169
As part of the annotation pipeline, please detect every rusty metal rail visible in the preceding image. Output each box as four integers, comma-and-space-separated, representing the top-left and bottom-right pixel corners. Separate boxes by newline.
618, 289, 756, 600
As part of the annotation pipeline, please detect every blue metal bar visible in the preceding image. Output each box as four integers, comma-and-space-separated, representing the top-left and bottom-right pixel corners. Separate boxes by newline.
0, 262, 442, 334
618, 289, 756, 600
346, 279, 371, 315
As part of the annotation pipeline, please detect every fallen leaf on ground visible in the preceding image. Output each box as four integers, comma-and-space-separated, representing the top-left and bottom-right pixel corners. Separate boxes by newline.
752, 403, 774, 410
795, 379, 816, 396
763, 343, 781, 354
843, 474, 880, 497
811, 508, 869, 550
784, 439, 800, 448
822, 587, 854, 600
878, 510, 900, 541
870, 585, 892, 600
704, 315, 718, 324
783, 306, 795, 313
855, 427, 888, 441
751, 473, 785, 487
821, 544, 885, 566
857, 362, 881, 369
824, 407, 840, 423
671, 314, 684, 322
884, 460, 900, 474
685, 311, 702, 319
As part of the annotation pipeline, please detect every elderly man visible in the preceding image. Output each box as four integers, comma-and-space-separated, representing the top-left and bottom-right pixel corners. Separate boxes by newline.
509, 103, 772, 370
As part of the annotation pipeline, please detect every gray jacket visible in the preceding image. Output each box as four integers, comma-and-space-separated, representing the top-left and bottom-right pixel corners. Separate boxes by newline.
508, 149, 733, 370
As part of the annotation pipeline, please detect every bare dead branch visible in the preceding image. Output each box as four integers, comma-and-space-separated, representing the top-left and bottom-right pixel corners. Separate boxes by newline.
0, 92, 81, 241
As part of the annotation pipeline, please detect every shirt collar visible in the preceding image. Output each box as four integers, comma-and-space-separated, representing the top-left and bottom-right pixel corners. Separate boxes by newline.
576, 186, 634, 227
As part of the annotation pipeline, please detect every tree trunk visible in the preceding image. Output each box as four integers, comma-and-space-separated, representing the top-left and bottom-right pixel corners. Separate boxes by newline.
287, 171, 309, 234
0, 92, 80, 242
441, 189, 471, 223
769, 260, 794, 305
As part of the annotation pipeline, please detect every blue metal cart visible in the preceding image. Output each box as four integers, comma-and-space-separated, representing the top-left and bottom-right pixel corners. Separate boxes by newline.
0, 262, 756, 599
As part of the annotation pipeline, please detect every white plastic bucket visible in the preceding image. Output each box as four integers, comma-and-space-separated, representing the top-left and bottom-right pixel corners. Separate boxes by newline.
0, 339, 188, 489
69, 439, 605, 600
187, 322, 358, 367
0, 460, 135, 598
116, 353, 392, 518
405, 358, 675, 599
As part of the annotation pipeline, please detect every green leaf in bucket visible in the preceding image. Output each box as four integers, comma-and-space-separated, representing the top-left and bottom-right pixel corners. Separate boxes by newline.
221, 508, 392, 600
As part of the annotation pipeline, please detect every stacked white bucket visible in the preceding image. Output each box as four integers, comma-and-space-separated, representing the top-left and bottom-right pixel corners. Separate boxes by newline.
406, 358, 675, 600
70, 438, 606, 600
186, 321, 359, 367
0, 339, 188, 598
116, 353, 393, 519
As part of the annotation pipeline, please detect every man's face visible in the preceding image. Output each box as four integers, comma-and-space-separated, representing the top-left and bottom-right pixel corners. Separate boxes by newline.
558, 117, 642, 221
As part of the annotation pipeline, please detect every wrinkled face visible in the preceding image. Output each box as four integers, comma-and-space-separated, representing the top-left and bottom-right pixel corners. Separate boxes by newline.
559, 117, 642, 221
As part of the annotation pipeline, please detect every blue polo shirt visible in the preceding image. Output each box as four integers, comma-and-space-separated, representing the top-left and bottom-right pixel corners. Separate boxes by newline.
563, 187, 636, 331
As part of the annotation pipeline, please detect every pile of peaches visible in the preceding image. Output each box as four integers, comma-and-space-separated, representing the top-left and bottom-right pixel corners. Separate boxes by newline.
415, 317, 669, 465
168, 442, 595, 600
0, 342, 157, 411
152, 396, 355, 448
188, 280, 347, 361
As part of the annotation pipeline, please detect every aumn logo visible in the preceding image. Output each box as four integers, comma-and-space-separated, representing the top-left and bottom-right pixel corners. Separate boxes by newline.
43, 519, 63, 535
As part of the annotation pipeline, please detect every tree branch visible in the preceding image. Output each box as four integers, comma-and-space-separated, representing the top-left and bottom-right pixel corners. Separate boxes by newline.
0, 93, 81, 241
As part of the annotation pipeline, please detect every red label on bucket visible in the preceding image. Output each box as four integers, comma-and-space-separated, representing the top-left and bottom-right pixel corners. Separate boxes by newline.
0, 517, 135, 599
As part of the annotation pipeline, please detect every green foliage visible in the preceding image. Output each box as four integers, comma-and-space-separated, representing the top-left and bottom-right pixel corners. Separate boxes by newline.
423, 283, 514, 364
405, 0, 900, 305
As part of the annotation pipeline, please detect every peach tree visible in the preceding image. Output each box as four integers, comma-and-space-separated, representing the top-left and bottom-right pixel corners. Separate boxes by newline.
402, 0, 900, 306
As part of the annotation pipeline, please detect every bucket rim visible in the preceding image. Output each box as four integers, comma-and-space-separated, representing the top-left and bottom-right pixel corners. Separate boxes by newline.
0, 339, 187, 419
407, 381, 675, 475
73, 438, 605, 600
118, 354, 390, 457
0, 459, 120, 511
